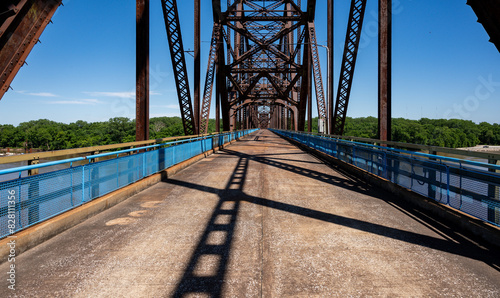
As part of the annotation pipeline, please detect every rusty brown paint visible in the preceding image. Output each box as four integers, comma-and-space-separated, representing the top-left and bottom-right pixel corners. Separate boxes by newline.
0, 0, 62, 101
136, 0, 149, 141
194, 0, 200, 134
378, 0, 391, 141
328, 0, 334, 134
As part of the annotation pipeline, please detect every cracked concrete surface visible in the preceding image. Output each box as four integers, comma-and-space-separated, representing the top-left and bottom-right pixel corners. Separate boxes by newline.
1, 129, 500, 297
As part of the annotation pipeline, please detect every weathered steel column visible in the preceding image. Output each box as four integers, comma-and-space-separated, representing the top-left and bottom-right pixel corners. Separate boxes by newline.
216, 61, 221, 133
308, 49, 313, 133
378, 0, 391, 141
136, 0, 150, 141
246, 106, 250, 129
328, 0, 334, 135
279, 106, 282, 129
194, 0, 200, 134
308, 86, 312, 132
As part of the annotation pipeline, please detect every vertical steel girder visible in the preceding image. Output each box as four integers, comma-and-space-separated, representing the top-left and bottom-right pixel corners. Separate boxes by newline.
136, 0, 150, 141
327, 0, 334, 134
194, 0, 201, 133
379, 0, 392, 141
161, 0, 195, 135
297, 29, 310, 131
249, 105, 258, 129
200, 25, 221, 134
332, 0, 367, 136
0, 0, 62, 100
307, 22, 327, 121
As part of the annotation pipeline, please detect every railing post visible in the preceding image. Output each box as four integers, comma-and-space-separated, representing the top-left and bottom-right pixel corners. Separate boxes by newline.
128, 158, 134, 184
90, 153, 100, 200
116, 154, 120, 188
446, 165, 450, 205
70, 162, 74, 206
27, 159, 40, 225
487, 158, 500, 224
82, 166, 85, 203
352, 146, 356, 167
428, 151, 437, 200
392, 153, 399, 183
28, 159, 39, 176
410, 154, 414, 190
382, 152, 387, 179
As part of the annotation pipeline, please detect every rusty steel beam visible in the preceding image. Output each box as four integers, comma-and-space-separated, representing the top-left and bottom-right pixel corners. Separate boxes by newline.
467, 0, 500, 53
194, 0, 200, 133
0, 0, 62, 101
307, 43, 312, 133
218, 41, 230, 132
212, 0, 222, 23
215, 63, 220, 133
297, 28, 310, 131
378, 0, 391, 141
212, 1, 315, 131
200, 25, 220, 134
136, 0, 150, 141
328, 0, 334, 134
308, 22, 327, 121
226, 16, 303, 22
161, 0, 196, 135
230, 68, 301, 73
332, 0, 367, 136
307, 0, 317, 22
0, 1, 26, 40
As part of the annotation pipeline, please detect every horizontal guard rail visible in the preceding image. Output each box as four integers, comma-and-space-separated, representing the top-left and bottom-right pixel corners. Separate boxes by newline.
0, 131, 237, 165
302, 131, 500, 161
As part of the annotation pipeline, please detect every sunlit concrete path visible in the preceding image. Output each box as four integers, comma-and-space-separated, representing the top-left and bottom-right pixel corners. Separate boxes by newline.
2, 129, 500, 297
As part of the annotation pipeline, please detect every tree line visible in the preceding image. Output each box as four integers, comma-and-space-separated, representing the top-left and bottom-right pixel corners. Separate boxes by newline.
0, 117, 218, 151
0, 116, 499, 151
343, 117, 500, 148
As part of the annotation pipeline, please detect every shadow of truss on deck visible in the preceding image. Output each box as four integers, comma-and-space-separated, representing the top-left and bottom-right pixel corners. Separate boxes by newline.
167, 148, 500, 297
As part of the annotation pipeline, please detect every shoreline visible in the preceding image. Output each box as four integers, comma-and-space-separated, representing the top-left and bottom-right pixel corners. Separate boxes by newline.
457, 145, 500, 153
0, 153, 24, 157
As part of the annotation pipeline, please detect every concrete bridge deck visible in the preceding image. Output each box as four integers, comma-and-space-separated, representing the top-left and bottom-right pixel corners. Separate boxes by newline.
2, 129, 500, 297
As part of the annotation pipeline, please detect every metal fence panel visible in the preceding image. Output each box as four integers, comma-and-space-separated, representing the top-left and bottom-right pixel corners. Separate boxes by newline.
271, 129, 500, 227
0, 130, 258, 238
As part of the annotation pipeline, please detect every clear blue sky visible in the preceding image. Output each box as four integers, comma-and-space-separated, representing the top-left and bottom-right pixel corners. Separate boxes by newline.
0, 0, 499, 126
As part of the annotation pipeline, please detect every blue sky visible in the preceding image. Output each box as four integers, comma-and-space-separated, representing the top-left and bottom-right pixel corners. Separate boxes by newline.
0, 0, 499, 126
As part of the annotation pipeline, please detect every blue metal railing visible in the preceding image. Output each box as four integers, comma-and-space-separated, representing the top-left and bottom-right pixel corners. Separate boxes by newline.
0, 129, 258, 238
271, 129, 500, 227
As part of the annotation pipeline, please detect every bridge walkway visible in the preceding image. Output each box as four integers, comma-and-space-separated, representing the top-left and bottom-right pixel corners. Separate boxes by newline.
1, 129, 499, 296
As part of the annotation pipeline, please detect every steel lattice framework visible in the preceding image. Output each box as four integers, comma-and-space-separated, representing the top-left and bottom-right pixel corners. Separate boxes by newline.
1, 0, 498, 143
161, 0, 196, 135
197, 0, 325, 132
332, 0, 367, 135
200, 24, 221, 134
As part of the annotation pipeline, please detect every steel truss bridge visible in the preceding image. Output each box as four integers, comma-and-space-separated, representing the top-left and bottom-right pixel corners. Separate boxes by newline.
0, 0, 499, 140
